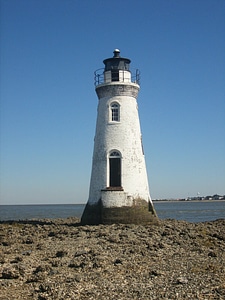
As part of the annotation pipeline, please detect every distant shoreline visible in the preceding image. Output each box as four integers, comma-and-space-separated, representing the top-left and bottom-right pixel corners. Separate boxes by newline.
152, 199, 225, 203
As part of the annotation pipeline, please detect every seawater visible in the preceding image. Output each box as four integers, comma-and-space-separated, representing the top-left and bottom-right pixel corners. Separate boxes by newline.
154, 200, 225, 222
0, 201, 224, 222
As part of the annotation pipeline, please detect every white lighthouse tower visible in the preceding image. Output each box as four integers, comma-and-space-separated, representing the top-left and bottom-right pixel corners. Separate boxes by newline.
81, 49, 157, 225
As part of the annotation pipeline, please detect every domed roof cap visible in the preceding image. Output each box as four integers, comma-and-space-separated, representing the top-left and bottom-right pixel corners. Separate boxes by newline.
113, 49, 120, 57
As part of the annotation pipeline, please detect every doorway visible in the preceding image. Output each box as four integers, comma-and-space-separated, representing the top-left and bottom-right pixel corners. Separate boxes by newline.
109, 151, 121, 187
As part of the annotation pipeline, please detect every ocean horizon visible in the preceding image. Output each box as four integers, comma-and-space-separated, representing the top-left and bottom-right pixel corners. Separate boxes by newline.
0, 200, 224, 223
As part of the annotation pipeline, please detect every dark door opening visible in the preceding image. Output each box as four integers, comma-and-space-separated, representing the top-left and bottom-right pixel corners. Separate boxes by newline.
109, 157, 121, 187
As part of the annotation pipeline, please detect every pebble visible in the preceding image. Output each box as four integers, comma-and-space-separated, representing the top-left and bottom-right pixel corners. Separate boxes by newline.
0, 218, 224, 299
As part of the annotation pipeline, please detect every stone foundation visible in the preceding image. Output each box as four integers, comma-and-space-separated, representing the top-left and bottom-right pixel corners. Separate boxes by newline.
80, 199, 158, 225
81, 201, 102, 225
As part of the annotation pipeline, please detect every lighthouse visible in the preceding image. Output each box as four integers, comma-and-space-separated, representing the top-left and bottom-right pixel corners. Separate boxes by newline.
81, 49, 157, 225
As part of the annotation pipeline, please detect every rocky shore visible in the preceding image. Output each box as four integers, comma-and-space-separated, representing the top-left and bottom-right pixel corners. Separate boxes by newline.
0, 218, 225, 299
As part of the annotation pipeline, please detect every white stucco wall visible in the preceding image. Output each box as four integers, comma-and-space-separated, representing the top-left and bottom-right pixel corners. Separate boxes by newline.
87, 81, 151, 208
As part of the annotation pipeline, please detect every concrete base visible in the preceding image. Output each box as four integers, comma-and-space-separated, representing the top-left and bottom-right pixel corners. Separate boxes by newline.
80, 199, 158, 225
81, 201, 102, 225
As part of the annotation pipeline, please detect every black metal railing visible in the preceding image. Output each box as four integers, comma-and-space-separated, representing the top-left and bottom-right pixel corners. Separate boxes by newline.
94, 68, 140, 87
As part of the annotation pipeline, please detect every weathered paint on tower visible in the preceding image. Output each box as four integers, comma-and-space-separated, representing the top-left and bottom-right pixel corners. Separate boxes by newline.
81, 49, 158, 225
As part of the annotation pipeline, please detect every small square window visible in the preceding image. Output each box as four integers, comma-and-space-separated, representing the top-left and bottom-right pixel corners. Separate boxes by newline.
111, 70, 119, 81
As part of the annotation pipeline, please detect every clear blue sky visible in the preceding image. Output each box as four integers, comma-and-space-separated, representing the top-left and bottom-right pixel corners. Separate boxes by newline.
1, 0, 225, 205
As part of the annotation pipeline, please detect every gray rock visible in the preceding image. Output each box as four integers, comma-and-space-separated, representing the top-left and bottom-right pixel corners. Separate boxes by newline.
0, 218, 224, 299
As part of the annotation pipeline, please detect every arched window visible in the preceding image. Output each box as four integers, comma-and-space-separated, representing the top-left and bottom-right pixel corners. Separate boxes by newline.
110, 103, 120, 122
109, 151, 121, 187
